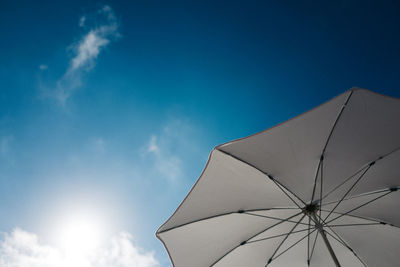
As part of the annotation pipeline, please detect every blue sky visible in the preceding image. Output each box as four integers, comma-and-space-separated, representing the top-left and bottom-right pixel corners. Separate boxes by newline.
1, 0, 400, 266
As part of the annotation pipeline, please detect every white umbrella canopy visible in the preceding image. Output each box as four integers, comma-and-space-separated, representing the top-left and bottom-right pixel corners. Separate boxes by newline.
157, 88, 400, 267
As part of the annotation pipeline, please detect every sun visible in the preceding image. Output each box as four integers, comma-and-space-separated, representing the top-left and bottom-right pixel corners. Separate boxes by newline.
46, 196, 115, 262
57, 215, 103, 256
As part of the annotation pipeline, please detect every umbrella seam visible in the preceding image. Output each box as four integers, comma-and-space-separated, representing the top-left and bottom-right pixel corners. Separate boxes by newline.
311, 90, 353, 203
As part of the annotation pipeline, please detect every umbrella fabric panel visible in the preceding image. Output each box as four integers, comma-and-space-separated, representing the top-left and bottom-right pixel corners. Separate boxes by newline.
158, 149, 293, 233
217, 91, 351, 203
328, 214, 400, 266
319, 89, 400, 204
159, 211, 303, 267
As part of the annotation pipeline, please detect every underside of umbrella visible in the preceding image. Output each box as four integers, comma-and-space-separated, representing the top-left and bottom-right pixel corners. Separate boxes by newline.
157, 88, 400, 267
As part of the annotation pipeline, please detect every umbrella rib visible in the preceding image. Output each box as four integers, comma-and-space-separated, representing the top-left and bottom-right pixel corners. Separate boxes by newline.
318, 158, 324, 222
322, 164, 372, 223
209, 211, 303, 267
324, 190, 395, 225
266, 207, 300, 210
323, 228, 347, 247
267, 214, 306, 264
244, 212, 309, 225
244, 211, 303, 243
321, 166, 368, 203
324, 227, 367, 267
327, 223, 382, 227
271, 228, 318, 264
158, 211, 235, 234
310, 158, 323, 204
321, 187, 395, 207
271, 178, 304, 210
311, 90, 353, 203
321, 91, 354, 157
326, 225, 353, 248
320, 208, 400, 227
247, 227, 315, 244
321, 145, 400, 202
216, 148, 306, 206
157, 208, 299, 234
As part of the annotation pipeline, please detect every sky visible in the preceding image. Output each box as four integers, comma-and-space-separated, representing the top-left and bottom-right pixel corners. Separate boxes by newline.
1, 0, 400, 266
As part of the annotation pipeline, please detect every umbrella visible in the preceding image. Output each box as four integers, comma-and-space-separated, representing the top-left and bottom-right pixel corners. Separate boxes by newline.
156, 88, 400, 267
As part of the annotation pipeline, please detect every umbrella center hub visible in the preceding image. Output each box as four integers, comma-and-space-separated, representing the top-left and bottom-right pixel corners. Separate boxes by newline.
303, 203, 318, 215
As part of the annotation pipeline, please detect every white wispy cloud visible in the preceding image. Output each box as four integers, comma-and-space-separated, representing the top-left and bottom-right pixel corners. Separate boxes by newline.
146, 132, 183, 183
94, 232, 159, 267
147, 135, 160, 154
79, 16, 86, 27
0, 229, 159, 267
0, 229, 61, 267
39, 64, 48, 70
42, 5, 120, 106
147, 136, 182, 183
144, 118, 201, 184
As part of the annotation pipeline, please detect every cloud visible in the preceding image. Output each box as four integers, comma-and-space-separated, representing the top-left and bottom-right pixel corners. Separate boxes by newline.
69, 5, 119, 73
0, 229, 61, 267
39, 64, 48, 70
147, 135, 160, 154
0, 229, 159, 267
79, 16, 86, 27
146, 133, 183, 183
143, 118, 203, 184
93, 232, 159, 267
41, 5, 120, 106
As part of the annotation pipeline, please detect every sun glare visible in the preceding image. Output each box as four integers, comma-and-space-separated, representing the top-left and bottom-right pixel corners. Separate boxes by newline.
57, 216, 103, 256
